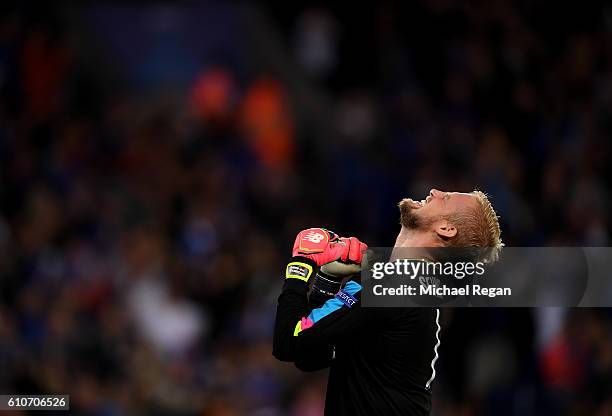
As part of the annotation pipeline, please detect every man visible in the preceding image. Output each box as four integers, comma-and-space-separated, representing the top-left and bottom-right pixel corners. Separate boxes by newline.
273, 189, 503, 415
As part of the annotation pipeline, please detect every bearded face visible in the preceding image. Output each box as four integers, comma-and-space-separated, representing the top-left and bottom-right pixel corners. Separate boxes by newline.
399, 190, 478, 232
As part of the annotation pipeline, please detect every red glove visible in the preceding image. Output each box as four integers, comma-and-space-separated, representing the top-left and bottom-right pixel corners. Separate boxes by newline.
292, 228, 346, 266
339, 236, 368, 264
287, 228, 367, 282
292, 228, 367, 266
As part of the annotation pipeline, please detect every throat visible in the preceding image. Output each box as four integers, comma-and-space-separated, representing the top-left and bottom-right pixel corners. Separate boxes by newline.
394, 228, 437, 249
394, 228, 417, 248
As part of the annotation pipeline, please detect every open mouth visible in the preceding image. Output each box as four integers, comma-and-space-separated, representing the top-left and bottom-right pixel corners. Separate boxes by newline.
405, 195, 432, 209
405, 198, 425, 209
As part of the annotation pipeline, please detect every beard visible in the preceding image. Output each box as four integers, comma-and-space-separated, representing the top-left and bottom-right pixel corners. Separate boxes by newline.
399, 198, 436, 230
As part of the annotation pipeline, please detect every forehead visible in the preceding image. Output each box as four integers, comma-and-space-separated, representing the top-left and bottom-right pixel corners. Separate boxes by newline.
446, 192, 478, 210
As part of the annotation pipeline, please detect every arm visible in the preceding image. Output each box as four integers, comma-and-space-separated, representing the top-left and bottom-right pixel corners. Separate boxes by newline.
273, 266, 335, 370
272, 228, 367, 370
274, 272, 378, 370
273, 258, 316, 363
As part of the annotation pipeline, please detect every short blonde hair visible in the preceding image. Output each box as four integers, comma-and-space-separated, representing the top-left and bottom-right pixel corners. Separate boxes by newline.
446, 191, 503, 263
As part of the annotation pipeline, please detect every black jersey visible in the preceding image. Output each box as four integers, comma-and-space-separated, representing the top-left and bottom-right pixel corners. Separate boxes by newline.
273, 265, 441, 416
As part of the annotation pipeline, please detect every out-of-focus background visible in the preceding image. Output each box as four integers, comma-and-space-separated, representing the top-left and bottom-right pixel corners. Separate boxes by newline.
0, 2, 611, 415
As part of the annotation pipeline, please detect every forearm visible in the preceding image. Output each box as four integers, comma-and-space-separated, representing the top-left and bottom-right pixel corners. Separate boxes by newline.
272, 260, 313, 362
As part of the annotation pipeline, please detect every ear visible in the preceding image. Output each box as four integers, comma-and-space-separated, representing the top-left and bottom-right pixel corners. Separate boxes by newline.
434, 220, 457, 239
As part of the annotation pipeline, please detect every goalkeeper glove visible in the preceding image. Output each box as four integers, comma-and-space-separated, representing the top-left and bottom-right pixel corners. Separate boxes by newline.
286, 228, 367, 301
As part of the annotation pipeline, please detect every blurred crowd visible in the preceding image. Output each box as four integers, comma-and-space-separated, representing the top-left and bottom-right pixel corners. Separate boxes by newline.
0, 2, 611, 415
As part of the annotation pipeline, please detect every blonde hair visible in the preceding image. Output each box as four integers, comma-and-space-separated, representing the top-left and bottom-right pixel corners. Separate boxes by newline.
446, 191, 503, 263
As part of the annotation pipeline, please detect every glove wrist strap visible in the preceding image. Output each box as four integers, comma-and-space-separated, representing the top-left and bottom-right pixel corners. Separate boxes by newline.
285, 257, 317, 282
311, 271, 342, 298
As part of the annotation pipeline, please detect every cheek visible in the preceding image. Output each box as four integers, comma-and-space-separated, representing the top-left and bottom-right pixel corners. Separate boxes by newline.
422, 201, 443, 217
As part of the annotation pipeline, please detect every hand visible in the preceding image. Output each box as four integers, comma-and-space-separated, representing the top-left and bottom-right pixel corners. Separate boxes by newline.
287, 228, 368, 283
338, 236, 368, 264
292, 228, 347, 266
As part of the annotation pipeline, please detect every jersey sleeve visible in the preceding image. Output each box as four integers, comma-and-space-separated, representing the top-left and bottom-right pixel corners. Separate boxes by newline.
273, 274, 380, 371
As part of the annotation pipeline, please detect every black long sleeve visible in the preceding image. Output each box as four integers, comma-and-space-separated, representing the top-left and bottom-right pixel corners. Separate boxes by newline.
273, 273, 378, 371
272, 276, 332, 371
272, 277, 315, 362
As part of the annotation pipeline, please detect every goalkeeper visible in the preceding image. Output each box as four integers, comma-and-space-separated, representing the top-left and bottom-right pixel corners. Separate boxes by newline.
273, 189, 503, 416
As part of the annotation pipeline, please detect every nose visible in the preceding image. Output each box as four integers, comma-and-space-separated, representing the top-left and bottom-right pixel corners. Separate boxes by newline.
430, 189, 443, 198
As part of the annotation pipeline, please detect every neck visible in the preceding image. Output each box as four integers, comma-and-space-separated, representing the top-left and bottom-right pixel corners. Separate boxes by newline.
395, 227, 425, 248
392, 228, 434, 261
391, 227, 431, 261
